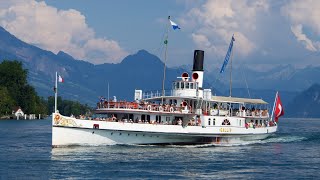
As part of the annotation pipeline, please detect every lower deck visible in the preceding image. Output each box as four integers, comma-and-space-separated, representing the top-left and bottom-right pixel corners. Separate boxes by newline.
73, 111, 275, 130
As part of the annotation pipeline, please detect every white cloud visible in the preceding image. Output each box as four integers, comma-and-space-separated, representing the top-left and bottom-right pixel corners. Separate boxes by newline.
191, 33, 211, 48
281, 0, 320, 52
180, 0, 268, 60
0, 0, 128, 64
291, 24, 317, 51
84, 38, 127, 64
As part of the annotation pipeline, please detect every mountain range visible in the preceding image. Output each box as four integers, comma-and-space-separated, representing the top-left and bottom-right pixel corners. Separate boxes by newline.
0, 26, 319, 117
286, 84, 320, 118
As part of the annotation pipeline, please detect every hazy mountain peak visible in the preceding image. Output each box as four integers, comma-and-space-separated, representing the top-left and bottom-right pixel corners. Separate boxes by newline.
120, 49, 163, 66
57, 51, 75, 60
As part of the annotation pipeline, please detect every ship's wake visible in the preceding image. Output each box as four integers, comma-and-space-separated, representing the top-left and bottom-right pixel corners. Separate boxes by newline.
51, 134, 312, 149
163, 134, 309, 148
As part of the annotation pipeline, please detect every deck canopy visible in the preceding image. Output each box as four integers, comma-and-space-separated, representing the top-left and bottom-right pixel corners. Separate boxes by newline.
144, 95, 268, 104
211, 96, 268, 104
144, 96, 198, 101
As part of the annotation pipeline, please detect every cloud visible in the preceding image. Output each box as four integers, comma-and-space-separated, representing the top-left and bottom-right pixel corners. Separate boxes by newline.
0, 0, 128, 64
281, 0, 320, 52
180, 0, 269, 61
191, 33, 211, 48
291, 25, 317, 51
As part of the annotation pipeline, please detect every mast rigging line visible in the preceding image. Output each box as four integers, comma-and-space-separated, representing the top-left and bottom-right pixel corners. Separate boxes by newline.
161, 16, 171, 105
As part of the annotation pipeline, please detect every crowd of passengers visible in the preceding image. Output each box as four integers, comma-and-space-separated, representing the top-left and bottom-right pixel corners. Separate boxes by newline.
76, 114, 201, 126
235, 109, 269, 117
97, 99, 192, 112
74, 114, 276, 127
245, 119, 277, 128
96, 97, 270, 118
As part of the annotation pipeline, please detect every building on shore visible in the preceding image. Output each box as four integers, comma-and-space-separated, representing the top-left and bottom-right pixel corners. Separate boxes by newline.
13, 107, 24, 120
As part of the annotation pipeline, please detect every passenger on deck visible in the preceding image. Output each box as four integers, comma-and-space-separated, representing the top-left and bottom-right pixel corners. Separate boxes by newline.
249, 121, 253, 128
111, 114, 116, 121
197, 117, 201, 126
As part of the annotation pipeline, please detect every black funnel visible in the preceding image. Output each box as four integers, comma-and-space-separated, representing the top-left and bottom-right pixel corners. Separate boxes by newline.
193, 50, 204, 71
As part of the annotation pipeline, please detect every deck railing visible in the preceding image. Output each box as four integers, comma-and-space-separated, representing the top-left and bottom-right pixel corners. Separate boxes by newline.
96, 101, 192, 113
142, 90, 173, 99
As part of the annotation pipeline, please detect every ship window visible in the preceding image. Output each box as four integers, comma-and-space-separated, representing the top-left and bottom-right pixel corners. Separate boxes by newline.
174, 99, 177, 104
166, 117, 170, 123
176, 82, 180, 89
190, 83, 194, 89
213, 118, 216, 125
208, 118, 211, 125
186, 82, 190, 89
129, 114, 133, 121
156, 115, 162, 123
181, 82, 184, 89
141, 114, 145, 122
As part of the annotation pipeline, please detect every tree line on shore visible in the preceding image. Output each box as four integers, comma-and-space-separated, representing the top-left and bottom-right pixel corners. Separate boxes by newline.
0, 60, 92, 118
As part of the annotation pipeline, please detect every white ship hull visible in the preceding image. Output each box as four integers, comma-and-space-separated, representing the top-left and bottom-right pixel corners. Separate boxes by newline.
52, 113, 277, 147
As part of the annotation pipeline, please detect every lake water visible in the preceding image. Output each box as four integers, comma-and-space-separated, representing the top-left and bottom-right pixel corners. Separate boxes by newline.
0, 118, 319, 179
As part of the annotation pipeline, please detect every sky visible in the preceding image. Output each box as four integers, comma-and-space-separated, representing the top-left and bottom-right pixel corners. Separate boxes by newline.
0, 0, 320, 71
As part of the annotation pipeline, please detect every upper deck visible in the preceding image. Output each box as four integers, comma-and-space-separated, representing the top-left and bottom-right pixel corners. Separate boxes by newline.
96, 94, 270, 119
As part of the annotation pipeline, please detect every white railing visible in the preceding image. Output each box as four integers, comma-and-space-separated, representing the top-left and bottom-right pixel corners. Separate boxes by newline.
142, 90, 173, 99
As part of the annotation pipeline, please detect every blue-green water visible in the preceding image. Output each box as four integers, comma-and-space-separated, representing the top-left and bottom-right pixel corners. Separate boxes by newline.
0, 118, 319, 179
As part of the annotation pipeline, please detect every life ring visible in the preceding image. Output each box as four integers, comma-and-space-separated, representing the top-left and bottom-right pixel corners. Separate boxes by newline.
159, 106, 163, 112
147, 105, 152, 111
182, 101, 187, 107
54, 114, 60, 121
169, 107, 174, 112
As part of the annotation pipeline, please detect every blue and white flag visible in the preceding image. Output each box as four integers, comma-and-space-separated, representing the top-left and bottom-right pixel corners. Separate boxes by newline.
220, 35, 235, 73
169, 20, 181, 30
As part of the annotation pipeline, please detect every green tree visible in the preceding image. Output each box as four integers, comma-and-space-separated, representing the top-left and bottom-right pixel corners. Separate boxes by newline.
47, 96, 92, 116
0, 60, 47, 116
0, 60, 90, 117
0, 60, 27, 105
0, 86, 14, 115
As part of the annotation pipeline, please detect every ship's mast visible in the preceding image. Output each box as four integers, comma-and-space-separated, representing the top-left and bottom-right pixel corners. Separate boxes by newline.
270, 91, 278, 122
54, 72, 58, 113
161, 16, 171, 105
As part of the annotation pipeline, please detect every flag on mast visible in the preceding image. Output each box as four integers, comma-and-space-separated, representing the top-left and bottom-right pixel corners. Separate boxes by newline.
169, 19, 181, 30
220, 34, 235, 73
58, 74, 64, 83
274, 92, 284, 122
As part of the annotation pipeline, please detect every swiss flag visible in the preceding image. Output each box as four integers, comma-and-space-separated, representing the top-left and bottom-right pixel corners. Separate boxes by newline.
274, 92, 284, 122
58, 75, 64, 83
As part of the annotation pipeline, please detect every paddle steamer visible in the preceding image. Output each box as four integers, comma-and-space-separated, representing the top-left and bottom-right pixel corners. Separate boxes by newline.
52, 50, 280, 146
